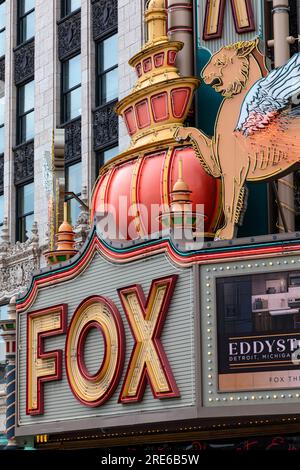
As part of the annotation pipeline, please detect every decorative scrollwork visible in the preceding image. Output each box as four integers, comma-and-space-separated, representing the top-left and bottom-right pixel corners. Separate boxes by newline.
14, 140, 34, 184
92, 0, 118, 41
58, 11, 81, 61
93, 102, 118, 150
0, 57, 5, 82
64, 118, 81, 163
14, 40, 34, 85
0, 219, 40, 303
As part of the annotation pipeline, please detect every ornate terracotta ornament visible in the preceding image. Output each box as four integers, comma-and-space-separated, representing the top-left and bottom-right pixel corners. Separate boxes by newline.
176, 39, 300, 239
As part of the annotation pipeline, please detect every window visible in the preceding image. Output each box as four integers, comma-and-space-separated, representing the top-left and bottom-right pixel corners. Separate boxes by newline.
62, 54, 81, 123
16, 181, 34, 242
96, 34, 118, 106
96, 145, 119, 176
61, 0, 80, 17
18, 0, 35, 45
0, 94, 4, 154
66, 161, 82, 225
0, 1, 6, 57
0, 193, 4, 227
17, 80, 34, 144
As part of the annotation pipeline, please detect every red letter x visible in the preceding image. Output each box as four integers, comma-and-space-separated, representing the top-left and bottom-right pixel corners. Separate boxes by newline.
118, 275, 179, 403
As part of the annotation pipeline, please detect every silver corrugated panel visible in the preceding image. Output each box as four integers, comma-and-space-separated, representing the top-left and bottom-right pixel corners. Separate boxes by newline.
18, 253, 195, 426
197, 0, 265, 53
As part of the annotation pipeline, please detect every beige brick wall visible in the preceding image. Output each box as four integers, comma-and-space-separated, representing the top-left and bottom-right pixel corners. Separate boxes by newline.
118, 0, 144, 152
34, 0, 60, 248
81, 0, 94, 197
4, 0, 17, 241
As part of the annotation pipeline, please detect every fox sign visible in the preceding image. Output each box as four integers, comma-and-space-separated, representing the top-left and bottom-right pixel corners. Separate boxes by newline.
16, 236, 196, 435
26, 275, 179, 415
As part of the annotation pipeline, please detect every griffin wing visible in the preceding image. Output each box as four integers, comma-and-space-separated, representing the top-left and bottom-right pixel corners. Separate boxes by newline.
236, 53, 300, 136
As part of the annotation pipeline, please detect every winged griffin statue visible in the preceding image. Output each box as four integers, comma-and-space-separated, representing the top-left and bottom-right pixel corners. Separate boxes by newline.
175, 39, 300, 240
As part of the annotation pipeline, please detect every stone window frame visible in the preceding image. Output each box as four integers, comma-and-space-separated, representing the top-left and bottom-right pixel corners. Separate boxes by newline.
95, 144, 119, 178
61, 0, 81, 19
16, 179, 34, 243
16, 78, 35, 146
17, 0, 35, 46
0, 0, 6, 59
95, 31, 118, 108
61, 53, 82, 126
65, 159, 82, 226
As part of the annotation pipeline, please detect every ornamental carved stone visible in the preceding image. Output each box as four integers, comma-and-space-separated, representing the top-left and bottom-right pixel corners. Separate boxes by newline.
0, 154, 3, 193
92, 0, 117, 40
0, 57, 5, 82
14, 140, 34, 184
64, 118, 81, 163
93, 102, 118, 150
58, 11, 81, 61
0, 221, 40, 303
14, 40, 34, 85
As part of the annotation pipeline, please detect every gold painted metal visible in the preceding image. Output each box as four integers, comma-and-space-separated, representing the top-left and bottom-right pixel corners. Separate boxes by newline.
206, 0, 222, 36
175, 39, 300, 240
66, 300, 120, 404
44, 202, 78, 264
120, 283, 173, 398
28, 311, 62, 412
232, 0, 251, 28
114, 0, 200, 152
93, 0, 222, 238
131, 157, 144, 237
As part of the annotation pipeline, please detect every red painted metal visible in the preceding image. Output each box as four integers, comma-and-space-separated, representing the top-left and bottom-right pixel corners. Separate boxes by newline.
171, 87, 191, 119
136, 99, 151, 129
151, 92, 169, 122
91, 146, 222, 240
124, 107, 136, 136
154, 52, 164, 67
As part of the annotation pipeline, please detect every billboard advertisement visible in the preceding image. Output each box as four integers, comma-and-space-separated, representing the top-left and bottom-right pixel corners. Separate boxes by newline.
217, 269, 300, 392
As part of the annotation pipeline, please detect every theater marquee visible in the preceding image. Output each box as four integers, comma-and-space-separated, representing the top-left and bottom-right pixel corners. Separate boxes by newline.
16, 231, 197, 436
16, 230, 300, 438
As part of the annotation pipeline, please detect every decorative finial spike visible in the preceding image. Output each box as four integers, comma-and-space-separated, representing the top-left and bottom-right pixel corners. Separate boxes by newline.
178, 158, 183, 181
145, 0, 168, 46
63, 201, 68, 223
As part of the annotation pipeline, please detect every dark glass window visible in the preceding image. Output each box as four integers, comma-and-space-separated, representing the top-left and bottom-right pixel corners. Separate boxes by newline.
0, 193, 4, 226
17, 80, 34, 144
0, 95, 4, 154
96, 33, 118, 106
18, 0, 35, 45
62, 54, 81, 123
16, 181, 34, 242
0, 1, 6, 57
61, 0, 80, 17
66, 161, 82, 225
96, 145, 118, 176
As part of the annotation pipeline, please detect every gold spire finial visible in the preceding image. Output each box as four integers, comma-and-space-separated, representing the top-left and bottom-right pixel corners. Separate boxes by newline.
145, 0, 168, 46
170, 158, 192, 212
44, 201, 78, 265
178, 158, 183, 180
115, 0, 200, 151
63, 201, 68, 223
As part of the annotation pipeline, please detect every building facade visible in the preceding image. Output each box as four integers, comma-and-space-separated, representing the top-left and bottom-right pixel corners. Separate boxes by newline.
1, 0, 300, 450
